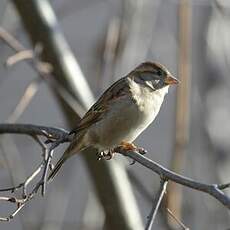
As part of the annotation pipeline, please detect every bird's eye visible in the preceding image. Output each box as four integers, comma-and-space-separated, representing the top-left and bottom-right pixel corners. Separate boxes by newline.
156, 69, 163, 76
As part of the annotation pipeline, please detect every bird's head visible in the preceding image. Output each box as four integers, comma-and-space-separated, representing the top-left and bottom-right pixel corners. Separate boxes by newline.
131, 62, 179, 91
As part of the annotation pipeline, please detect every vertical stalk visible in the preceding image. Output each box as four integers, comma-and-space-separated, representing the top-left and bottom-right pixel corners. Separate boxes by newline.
167, 0, 191, 226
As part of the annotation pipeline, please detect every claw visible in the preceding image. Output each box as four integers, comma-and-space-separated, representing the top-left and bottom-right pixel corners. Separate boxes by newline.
104, 150, 115, 160
128, 148, 147, 165
96, 149, 115, 161
129, 159, 136, 165
96, 152, 104, 161
137, 147, 147, 155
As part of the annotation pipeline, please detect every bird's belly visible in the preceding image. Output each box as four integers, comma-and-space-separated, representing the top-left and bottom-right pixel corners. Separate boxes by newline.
88, 96, 161, 150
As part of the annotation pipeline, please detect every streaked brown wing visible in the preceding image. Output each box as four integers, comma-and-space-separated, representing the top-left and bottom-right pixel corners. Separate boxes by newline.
71, 77, 130, 134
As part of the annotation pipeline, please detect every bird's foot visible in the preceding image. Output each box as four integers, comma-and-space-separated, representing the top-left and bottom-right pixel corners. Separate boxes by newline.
96, 142, 147, 162
119, 141, 147, 155
97, 149, 115, 161
118, 141, 147, 165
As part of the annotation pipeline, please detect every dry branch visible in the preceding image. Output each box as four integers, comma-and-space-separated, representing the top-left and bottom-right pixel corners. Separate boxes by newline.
145, 180, 168, 230
0, 26, 86, 117
166, 208, 189, 230
0, 123, 229, 226
0, 124, 70, 221
115, 148, 230, 209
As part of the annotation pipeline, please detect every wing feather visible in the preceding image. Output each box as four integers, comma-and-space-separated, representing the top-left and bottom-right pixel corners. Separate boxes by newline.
71, 77, 130, 134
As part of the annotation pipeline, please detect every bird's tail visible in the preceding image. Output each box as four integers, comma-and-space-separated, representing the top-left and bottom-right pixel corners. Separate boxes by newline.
48, 153, 69, 181
48, 133, 86, 181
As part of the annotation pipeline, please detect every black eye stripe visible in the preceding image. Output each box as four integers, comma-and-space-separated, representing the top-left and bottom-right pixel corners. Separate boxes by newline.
156, 69, 163, 76
141, 69, 164, 77
138, 72, 154, 81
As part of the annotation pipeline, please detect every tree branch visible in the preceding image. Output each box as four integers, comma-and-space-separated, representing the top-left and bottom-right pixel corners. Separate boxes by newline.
145, 180, 168, 230
0, 124, 70, 221
114, 146, 230, 209
0, 123, 69, 140
0, 123, 230, 224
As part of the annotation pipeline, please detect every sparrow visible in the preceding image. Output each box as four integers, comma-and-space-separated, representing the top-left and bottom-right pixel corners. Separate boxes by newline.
48, 62, 179, 180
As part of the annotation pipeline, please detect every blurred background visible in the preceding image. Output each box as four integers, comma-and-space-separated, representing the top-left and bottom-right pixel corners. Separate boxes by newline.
0, 0, 230, 229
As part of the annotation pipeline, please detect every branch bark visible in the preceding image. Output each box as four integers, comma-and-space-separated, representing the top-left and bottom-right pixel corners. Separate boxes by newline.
116, 147, 230, 209
0, 123, 230, 224
145, 180, 168, 230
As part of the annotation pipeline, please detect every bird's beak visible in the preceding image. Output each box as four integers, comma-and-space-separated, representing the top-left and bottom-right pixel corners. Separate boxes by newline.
164, 74, 179, 85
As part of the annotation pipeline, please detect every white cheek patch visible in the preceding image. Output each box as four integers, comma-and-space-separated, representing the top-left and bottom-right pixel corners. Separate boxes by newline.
145, 81, 155, 90
145, 80, 160, 91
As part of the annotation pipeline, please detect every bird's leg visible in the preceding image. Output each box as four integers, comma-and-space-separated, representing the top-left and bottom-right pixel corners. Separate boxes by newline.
97, 142, 138, 161
118, 141, 147, 165
97, 142, 138, 160
104, 149, 115, 160
119, 141, 147, 155
119, 141, 137, 151
96, 142, 147, 161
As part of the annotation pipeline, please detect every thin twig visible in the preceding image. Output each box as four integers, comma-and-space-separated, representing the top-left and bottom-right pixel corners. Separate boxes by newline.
218, 183, 230, 190
114, 146, 230, 209
0, 124, 71, 221
6, 50, 34, 66
145, 180, 168, 230
0, 123, 230, 222
6, 78, 42, 123
167, 208, 189, 230
0, 26, 86, 117
0, 195, 27, 221
0, 27, 24, 51
0, 123, 69, 140
22, 163, 44, 197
